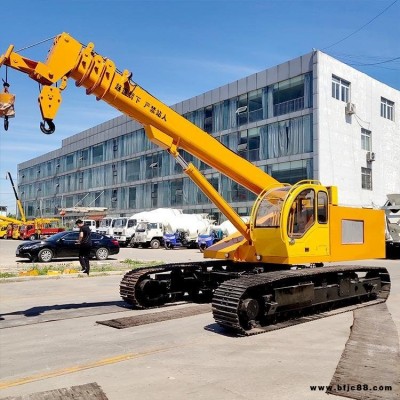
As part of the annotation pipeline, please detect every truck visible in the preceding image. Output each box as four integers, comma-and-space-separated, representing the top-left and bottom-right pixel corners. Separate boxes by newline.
72, 219, 97, 233
0, 223, 7, 239
382, 194, 400, 259
131, 208, 208, 249
197, 217, 250, 252
19, 219, 64, 240
0, 215, 30, 239
110, 217, 133, 246
112, 208, 183, 247
1, 33, 390, 336
162, 213, 212, 249
97, 217, 117, 236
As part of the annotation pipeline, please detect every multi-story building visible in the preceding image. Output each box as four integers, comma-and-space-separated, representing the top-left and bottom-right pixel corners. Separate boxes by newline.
17, 50, 399, 224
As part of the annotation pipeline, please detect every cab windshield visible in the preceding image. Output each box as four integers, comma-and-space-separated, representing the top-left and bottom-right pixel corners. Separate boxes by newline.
255, 186, 291, 227
100, 219, 111, 227
136, 222, 147, 232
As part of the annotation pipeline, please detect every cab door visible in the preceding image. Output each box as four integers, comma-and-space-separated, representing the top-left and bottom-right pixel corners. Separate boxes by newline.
286, 188, 330, 259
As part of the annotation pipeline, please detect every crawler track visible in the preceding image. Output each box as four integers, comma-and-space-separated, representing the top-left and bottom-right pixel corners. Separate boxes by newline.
119, 260, 279, 308
212, 265, 390, 336
120, 261, 231, 308
120, 263, 390, 336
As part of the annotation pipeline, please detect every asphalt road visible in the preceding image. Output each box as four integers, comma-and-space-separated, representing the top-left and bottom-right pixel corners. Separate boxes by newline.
0, 239, 399, 400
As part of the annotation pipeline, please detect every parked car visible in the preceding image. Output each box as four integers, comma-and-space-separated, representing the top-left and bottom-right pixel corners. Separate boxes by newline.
16, 231, 120, 262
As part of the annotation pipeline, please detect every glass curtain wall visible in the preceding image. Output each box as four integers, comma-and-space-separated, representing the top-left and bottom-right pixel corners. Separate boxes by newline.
19, 71, 313, 219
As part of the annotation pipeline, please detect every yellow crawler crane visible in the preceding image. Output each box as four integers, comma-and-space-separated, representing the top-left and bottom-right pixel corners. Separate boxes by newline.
0, 33, 390, 335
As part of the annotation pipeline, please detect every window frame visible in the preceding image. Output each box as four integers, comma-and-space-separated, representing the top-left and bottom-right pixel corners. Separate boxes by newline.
332, 75, 350, 102
361, 167, 372, 190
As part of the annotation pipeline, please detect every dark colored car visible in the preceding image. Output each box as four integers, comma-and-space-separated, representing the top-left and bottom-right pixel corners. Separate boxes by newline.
16, 231, 120, 262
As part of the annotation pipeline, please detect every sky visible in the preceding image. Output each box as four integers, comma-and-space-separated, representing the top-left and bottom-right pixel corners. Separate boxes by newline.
0, 0, 399, 215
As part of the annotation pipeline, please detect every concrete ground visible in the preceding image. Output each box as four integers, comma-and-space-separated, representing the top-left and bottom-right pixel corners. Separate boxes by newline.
0, 238, 399, 400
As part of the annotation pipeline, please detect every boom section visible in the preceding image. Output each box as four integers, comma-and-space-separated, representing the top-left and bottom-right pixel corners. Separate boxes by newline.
0, 33, 278, 195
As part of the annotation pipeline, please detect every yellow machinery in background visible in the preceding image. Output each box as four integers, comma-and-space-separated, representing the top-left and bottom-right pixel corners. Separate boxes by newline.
0, 33, 390, 335
0, 222, 8, 239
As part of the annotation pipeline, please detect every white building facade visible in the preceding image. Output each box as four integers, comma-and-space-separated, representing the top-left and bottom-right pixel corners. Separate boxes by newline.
314, 52, 399, 206
17, 50, 399, 222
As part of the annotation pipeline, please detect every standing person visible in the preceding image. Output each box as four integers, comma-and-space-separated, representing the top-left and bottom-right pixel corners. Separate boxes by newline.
76, 219, 92, 275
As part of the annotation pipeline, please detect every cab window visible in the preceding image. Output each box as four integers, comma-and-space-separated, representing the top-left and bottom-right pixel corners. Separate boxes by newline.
288, 189, 315, 238
317, 191, 328, 224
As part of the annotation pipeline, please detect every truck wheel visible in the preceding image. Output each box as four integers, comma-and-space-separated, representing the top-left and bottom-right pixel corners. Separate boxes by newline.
29, 234, 37, 241
199, 244, 206, 253
164, 242, 173, 250
150, 239, 161, 249
95, 247, 109, 260
38, 248, 53, 262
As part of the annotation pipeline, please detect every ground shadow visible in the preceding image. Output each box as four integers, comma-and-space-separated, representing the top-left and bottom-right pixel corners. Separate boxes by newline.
0, 300, 130, 320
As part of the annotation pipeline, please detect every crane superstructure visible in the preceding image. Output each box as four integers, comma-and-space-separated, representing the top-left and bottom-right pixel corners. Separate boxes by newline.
0, 33, 390, 335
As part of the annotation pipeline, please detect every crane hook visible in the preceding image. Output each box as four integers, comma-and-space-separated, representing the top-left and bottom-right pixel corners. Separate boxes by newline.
4, 116, 9, 131
40, 119, 55, 134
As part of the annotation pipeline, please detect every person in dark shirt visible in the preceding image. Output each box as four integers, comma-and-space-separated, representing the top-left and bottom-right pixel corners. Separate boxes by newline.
76, 219, 92, 275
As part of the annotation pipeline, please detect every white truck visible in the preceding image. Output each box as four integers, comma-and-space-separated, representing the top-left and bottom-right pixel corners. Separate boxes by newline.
111, 217, 133, 246
133, 210, 212, 249
72, 219, 97, 232
112, 209, 179, 246
97, 217, 117, 236
382, 194, 400, 258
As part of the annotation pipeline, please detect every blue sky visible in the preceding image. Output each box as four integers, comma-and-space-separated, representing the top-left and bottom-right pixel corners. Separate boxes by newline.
0, 0, 399, 214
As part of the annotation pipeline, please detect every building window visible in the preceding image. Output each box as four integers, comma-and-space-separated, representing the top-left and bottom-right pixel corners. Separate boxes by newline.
66, 154, 74, 171
231, 182, 248, 202
236, 94, 248, 126
126, 159, 140, 181
151, 183, 158, 208
112, 165, 117, 176
128, 187, 136, 209
94, 191, 102, 207
269, 160, 312, 185
237, 129, 260, 162
248, 89, 263, 123
145, 153, 162, 179
80, 149, 89, 166
361, 128, 372, 151
92, 144, 104, 164
332, 75, 350, 102
381, 97, 394, 121
361, 167, 372, 190
171, 179, 183, 206
197, 175, 218, 204
273, 75, 305, 116
204, 105, 213, 133
111, 189, 118, 208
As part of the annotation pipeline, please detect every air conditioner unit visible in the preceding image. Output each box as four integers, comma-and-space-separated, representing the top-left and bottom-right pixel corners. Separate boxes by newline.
345, 102, 356, 115
366, 152, 376, 162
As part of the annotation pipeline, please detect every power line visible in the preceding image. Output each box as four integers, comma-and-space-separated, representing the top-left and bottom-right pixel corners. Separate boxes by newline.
348, 56, 400, 67
331, 53, 400, 69
322, 0, 399, 50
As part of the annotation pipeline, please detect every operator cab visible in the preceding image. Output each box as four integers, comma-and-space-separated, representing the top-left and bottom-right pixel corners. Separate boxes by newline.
250, 182, 330, 263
